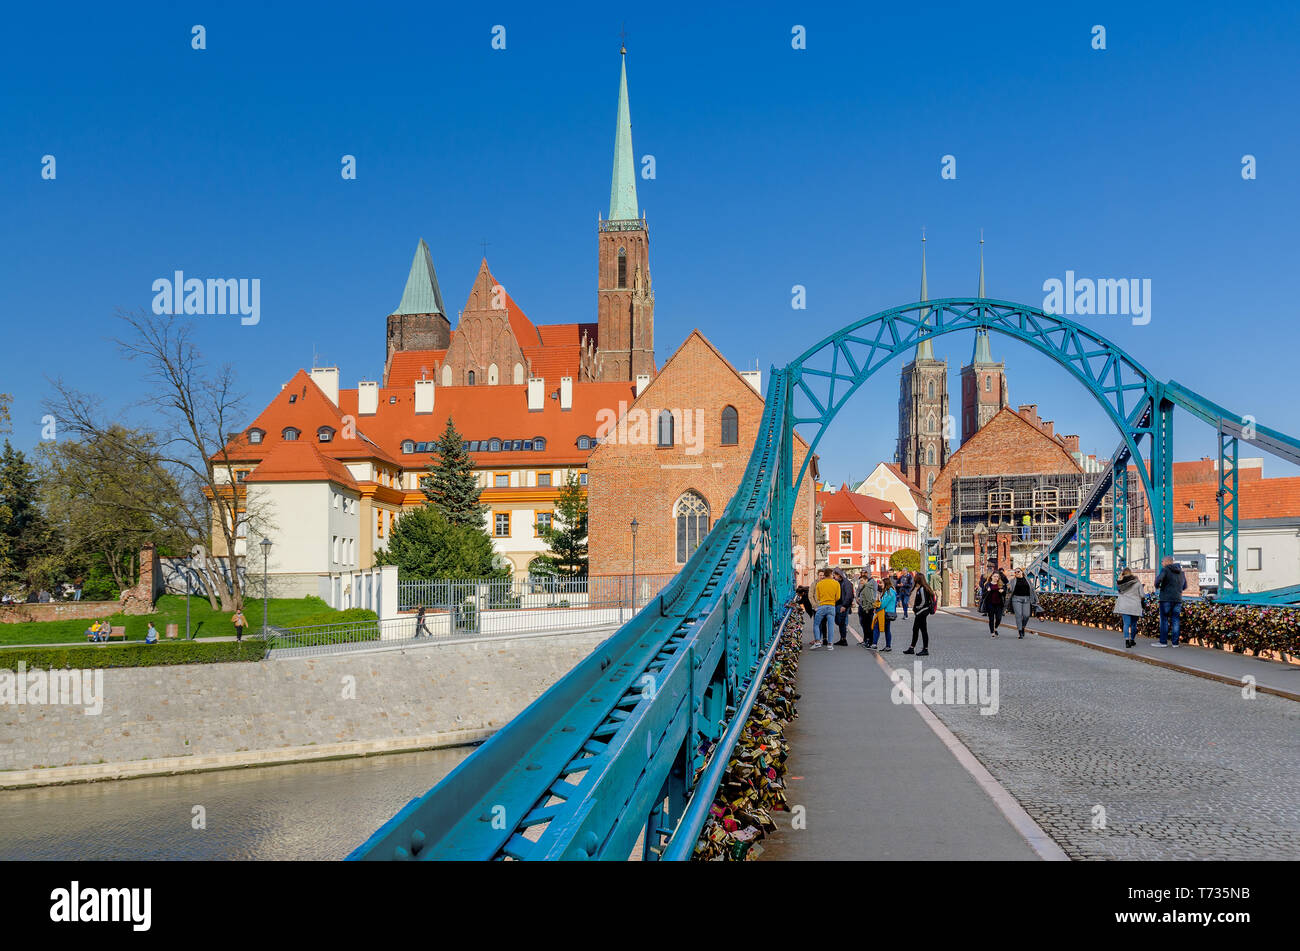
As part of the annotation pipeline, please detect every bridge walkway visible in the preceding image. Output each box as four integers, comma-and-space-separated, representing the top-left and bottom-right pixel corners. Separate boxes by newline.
760, 613, 1056, 861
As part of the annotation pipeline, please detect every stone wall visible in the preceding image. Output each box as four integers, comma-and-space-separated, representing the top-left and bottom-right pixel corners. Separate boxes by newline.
0, 629, 609, 778
0, 601, 120, 624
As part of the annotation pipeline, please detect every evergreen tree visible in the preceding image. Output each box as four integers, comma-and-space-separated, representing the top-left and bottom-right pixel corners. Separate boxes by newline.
377, 505, 505, 580
421, 418, 486, 528
0, 440, 56, 591
536, 472, 588, 576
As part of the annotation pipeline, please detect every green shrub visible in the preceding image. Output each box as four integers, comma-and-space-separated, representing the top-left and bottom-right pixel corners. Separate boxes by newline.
289, 607, 379, 628
0, 639, 268, 670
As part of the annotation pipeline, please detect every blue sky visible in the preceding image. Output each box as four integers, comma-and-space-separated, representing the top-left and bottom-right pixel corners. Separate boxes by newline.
3, 1, 1298, 482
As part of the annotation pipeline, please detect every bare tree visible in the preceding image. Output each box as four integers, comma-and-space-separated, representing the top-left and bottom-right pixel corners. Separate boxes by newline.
46, 309, 269, 611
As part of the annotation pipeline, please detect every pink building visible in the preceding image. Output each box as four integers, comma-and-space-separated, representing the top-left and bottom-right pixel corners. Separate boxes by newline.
819, 486, 918, 572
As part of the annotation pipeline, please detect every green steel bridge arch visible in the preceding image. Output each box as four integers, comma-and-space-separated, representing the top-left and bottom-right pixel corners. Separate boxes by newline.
349, 297, 1300, 863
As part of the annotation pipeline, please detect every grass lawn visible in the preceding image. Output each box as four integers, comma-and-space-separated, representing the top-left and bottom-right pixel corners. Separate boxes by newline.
0, 595, 360, 646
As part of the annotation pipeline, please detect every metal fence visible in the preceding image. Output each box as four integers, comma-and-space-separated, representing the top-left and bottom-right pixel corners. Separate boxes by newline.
264, 573, 678, 659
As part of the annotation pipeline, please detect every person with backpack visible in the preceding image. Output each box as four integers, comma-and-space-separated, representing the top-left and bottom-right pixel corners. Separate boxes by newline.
1008, 567, 1039, 639
856, 570, 878, 648
870, 577, 896, 652
833, 568, 854, 646
904, 572, 936, 655
1153, 556, 1187, 647
1113, 568, 1143, 648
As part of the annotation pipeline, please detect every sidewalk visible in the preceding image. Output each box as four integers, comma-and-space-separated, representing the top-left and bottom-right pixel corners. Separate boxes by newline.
760, 617, 1059, 861
0, 635, 242, 650
942, 607, 1300, 701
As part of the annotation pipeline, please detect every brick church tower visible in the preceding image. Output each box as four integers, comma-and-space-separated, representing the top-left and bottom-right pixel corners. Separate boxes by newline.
597, 47, 656, 382
961, 237, 1008, 442
897, 234, 951, 495
385, 239, 450, 367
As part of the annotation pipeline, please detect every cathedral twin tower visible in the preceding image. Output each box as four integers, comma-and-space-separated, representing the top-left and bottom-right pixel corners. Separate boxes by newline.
383, 48, 654, 386
897, 236, 1008, 495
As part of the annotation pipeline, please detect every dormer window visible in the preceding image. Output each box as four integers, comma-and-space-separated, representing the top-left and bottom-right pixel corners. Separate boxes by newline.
577, 435, 592, 450
401, 439, 414, 454
488, 438, 502, 452
282, 427, 300, 441
248, 428, 264, 445
534, 437, 546, 451
317, 427, 335, 443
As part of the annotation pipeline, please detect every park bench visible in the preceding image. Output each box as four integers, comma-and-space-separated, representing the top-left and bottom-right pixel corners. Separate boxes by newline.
105, 625, 127, 642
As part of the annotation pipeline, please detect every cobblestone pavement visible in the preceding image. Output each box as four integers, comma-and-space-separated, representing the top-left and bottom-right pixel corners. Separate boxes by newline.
871, 612, 1300, 859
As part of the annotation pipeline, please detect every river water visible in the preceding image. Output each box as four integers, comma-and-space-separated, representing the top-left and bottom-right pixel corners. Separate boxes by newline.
0, 747, 473, 861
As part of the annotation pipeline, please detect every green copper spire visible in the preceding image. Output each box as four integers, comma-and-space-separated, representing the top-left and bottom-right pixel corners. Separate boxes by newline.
608, 49, 639, 221
394, 239, 447, 316
916, 230, 934, 359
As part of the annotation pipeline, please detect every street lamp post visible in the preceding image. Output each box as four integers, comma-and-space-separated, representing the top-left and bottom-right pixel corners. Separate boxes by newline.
185, 554, 192, 640
630, 518, 639, 613
260, 537, 272, 635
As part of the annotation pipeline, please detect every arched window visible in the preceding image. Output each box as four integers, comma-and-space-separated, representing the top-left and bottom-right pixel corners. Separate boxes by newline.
675, 491, 710, 564
928, 473, 936, 491
317, 426, 335, 443
534, 437, 546, 451
985, 376, 991, 392
442, 364, 452, 387
657, 410, 675, 447
248, 428, 264, 445
282, 427, 300, 441
927, 446, 935, 465
488, 363, 499, 385
468, 370, 476, 386
926, 414, 936, 434
617, 247, 627, 288
720, 405, 739, 446
513, 363, 524, 385
577, 436, 591, 450
927, 380, 935, 399
488, 438, 502, 452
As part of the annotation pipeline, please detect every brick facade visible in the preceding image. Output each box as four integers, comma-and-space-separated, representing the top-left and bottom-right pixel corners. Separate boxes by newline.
931, 407, 1082, 536
597, 221, 656, 381
587, 331, 816, 577
897, 355, 950, 494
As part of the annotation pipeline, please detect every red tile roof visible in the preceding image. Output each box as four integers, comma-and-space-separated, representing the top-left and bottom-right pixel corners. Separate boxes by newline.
244, 440, 359, 489
819, 489, 917, 531
386, 350, 447, 388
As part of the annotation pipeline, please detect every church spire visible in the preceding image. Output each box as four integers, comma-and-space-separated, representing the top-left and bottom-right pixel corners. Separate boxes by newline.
394, 238, 447, 317
608, 48, 639, 221
916, 230, 934, 359
972, 231, 993, 362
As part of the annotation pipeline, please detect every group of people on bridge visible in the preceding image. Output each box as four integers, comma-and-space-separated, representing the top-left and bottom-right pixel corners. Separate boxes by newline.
800, 566, 937, 655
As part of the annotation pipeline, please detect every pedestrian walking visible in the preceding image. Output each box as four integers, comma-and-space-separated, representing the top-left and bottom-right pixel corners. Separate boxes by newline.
856, 571, 878, 649
975, 571, 987, 614
834, 568, 853, 646
1113, 567, 1143, 648
415, 604, 431, 639
903, 571, 935, 655
981, 571, 1006, 637
1008, 567, 1039, 639
231, 609, 247, 642
1153, 556, 1187, 647
870, 577, 896, 651
896, 569, 913, 619
811, 568, 839, 650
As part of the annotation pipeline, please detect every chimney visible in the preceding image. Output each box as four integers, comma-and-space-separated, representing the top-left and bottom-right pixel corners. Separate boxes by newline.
527, 377, 545, 411
1063, 434, 1080, 452
310, 367, 340, 406
740, 370, 761, 393
414, 379, 435, 414
1041, 420, 1054, 438
358, 381, 378, 415
560, 376, 573, 411
635, 373, 650, 397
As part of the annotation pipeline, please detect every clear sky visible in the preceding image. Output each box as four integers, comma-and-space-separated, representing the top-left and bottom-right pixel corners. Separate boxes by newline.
3, 1, 1298, 482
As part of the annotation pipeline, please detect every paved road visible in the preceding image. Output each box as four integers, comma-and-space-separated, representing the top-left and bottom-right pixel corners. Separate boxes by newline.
761, 617, 1045, 861
872, 610, 1300, 859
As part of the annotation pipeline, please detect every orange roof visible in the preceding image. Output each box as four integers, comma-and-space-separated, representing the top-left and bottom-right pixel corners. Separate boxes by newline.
244, 440, 359, 489
386, 350, 447, 388
819, 489, 917, 531
1170, 474, 1300, 523
336, 379, 637, 467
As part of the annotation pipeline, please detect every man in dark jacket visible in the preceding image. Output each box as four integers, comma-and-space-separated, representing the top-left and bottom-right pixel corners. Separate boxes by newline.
1153, 557, 1187, 647
896, 569, 914, 618
833, 569, 854, 646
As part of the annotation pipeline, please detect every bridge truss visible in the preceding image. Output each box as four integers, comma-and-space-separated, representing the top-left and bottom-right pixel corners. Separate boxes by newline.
350, 298, 1300, 861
